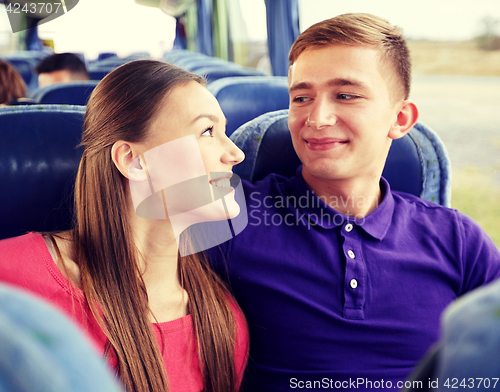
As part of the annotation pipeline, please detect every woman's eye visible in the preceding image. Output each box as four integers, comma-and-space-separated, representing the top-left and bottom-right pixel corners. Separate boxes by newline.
201, 126, 214, 137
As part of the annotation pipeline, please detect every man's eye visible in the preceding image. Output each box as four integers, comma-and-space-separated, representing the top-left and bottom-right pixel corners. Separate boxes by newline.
338, 94, 359, 100
201, 126, 214, 137
293, 96, 310, 103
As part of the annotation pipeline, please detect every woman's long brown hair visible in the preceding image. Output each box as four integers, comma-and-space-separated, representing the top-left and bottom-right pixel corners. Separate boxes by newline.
0, 60, 27, 104
72, 60, 242, 392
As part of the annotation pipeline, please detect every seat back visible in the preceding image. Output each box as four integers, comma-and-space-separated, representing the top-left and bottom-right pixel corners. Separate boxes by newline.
167, 52, 211, 67
0, 105, 86, 240
96, 52, 117, 62
87, 65, 114, 80
29, 81, 99, 105
195, 66, 266, 84
230, 110, 452, 207
185, 58, 239, 72
209, 76, 289, 137
124, 52, 151, 60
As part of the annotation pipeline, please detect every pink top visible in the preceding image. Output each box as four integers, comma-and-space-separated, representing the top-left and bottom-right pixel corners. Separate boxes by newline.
0, 233, 248, 391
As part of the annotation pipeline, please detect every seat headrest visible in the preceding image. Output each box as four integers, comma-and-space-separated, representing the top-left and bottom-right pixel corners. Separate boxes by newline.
209, 76, 289, 137
29, 80, 100, 105
195, 66, 266, 84
230, 110, 452, 207
0, 105, 86, 239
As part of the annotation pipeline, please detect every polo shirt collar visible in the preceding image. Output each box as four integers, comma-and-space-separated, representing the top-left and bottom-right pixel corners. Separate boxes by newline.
286, 166, 395, 240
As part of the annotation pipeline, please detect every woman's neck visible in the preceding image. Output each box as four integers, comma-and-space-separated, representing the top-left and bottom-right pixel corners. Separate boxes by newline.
129, 211, 189, 323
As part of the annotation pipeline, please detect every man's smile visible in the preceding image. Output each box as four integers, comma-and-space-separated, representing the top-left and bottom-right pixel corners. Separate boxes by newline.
304, 137, 350, 151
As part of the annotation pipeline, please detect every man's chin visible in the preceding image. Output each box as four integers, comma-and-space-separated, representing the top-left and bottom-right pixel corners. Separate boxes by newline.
302, 163, 347, 181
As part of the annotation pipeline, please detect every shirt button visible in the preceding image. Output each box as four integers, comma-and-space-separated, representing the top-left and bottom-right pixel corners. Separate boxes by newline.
345, 223, 353, 232
350, 279, 358, 289
348, 250, 355, 259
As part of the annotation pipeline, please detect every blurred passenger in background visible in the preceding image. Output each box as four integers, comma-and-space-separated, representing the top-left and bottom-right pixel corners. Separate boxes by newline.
35, 53, 90, 87
0, 60, 27, 105
0, 283, 123, 392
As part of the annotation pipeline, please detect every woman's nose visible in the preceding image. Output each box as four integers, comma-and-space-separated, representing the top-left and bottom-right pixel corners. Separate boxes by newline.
222, 137, 245, 165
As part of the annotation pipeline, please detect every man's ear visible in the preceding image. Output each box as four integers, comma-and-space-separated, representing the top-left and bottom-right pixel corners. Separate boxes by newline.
388, 100, 419, 140
111, 141, 148, 181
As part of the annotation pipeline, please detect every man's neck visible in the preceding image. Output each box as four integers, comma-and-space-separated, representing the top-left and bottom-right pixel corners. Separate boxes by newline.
302, 171, 382, 218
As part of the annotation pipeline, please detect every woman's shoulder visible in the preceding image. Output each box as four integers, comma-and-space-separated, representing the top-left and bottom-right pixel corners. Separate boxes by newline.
0, 233, 72, 298
0, 232, 46, 261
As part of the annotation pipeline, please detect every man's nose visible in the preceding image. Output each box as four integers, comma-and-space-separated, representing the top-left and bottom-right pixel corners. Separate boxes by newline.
306, 96, 337, 130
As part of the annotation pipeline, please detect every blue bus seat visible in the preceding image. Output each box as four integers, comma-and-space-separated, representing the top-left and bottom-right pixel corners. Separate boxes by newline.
162, 50, 193, 65
88, 56, 149, 78
88, 61, 121, 79
87, 57, 132, 74
169, 52, 212, 68
89, 59, 123, 68
195, 66, 266, 84
124, 52, 151, 60
96, 52, 117, 62
28, 81, 99, 105
0, 105, 86, 240
176, 55, 246, 72
185, 59, 240, 72
230, 109, 452, 207
88, 67, 112, 81
209, 76, 289, 137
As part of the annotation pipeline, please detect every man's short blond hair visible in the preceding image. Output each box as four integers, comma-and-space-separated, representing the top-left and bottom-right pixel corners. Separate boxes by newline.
289, 13, 411, 100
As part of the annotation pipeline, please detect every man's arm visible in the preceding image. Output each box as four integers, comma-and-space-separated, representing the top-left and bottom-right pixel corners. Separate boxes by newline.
459, 212, 500, 294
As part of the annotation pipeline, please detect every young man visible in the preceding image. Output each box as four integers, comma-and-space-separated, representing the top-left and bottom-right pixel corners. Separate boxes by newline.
209, 13, 500, 391
35, 53, 89, 88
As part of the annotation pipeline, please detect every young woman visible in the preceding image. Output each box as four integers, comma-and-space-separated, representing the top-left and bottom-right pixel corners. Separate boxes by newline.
0, 60, 248, 392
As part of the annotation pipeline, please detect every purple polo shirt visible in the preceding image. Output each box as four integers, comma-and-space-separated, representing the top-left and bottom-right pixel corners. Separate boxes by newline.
209, 167, 500, 392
